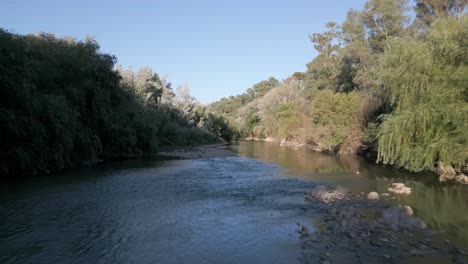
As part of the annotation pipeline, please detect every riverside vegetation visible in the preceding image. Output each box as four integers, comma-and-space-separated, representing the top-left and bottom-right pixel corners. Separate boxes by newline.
209, 0, 468, 179
0, 1, 467, 262
0, 0, 466, 181
0, 30, 233, 179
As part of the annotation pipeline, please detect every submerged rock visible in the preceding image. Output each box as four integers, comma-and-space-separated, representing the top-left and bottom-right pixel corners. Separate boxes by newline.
439, 171, 468, 184
301, 186, 465, 263
367, 192, 380, 200
380, 207, 426, 230
388, 183, 411, 195
310, 185, 348, 203
298, 223, 310, 236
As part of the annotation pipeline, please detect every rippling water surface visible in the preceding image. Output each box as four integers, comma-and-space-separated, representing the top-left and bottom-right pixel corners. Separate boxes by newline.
0, 141, 467, 264
0, 156, 319, 264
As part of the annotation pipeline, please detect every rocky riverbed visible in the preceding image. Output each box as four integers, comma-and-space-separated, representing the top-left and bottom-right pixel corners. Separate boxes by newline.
159, 143, 468, 263
298, 185, 468, 263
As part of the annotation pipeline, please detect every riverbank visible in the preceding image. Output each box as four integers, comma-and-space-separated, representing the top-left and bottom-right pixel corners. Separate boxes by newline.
243, 138, 468, 185
157, 143, 238, 159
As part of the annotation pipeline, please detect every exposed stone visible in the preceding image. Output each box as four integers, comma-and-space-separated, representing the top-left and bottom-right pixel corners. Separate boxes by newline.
439, 174, 448, 182
367, 192, 380, 200
455, 174, 468, 184
438, 162, 457, 180
439, 173, 457, 182
301, 187, 466, 263
388, 183, 411, 195
402, 205, 413, 216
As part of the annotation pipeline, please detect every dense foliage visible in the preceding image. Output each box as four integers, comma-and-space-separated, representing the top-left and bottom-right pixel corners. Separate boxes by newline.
378, 17, 468, 171
0, 30, 228, 179
1, 0, 466, 177
210, 0, 467, 173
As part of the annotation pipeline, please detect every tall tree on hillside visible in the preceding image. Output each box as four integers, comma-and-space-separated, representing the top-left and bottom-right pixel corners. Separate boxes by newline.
115, 65, 135, 90
342, 9, 367, 43
245, 77, 280, 102
414, 0, 467, 28
135, 67, 164, 106
338, 9, 380, 93
362, 0, 410, 52
174, 84, 197, 125
306, 22, 342, 91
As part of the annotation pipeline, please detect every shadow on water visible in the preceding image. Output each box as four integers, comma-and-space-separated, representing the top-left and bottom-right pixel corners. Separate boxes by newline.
0, 156, 320, 264
230, 141, 468, 248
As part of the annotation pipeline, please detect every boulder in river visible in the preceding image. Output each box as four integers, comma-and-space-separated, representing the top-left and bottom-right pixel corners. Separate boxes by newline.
367, 192, 380, 200
388, 183, 411, 195
402, 205, 413, 216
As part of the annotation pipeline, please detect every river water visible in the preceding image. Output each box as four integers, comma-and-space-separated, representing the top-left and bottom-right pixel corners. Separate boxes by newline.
0, 141, 467, 263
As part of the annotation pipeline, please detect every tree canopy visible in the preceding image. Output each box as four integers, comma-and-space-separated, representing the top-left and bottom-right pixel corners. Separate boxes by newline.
209, 0, 467, 173
0, 30, 230, 179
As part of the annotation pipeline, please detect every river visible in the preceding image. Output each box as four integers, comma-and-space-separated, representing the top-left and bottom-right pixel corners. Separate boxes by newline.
0, 141, 467, 263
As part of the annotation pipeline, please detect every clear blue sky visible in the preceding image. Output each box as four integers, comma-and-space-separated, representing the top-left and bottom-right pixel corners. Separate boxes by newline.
1, 0, 368, 103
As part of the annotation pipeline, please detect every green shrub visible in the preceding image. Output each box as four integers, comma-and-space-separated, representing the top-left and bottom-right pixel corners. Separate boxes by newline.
310, 90, 365, 152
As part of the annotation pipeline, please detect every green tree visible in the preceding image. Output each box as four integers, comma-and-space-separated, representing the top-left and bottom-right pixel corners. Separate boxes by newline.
310, 91, 366, 153
377, 17, 468, 171
0, 29, 221, 179
362, 0, 410, 52
306, 22, 342, 91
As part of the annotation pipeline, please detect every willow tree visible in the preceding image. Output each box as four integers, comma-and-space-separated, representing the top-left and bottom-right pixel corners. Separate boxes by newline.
377, 17, 468, 172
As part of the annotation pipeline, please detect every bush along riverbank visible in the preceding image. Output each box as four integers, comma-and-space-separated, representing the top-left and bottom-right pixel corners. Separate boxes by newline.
209, 0, 467, 181
0, 30, 233, 180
